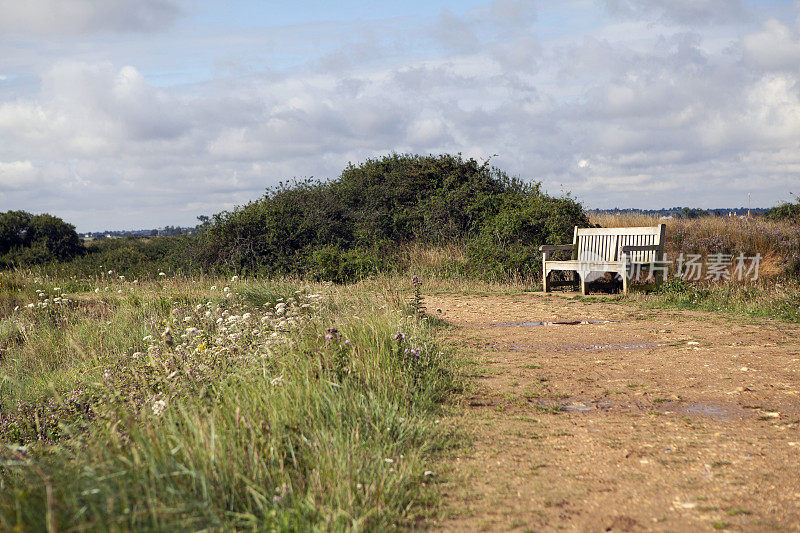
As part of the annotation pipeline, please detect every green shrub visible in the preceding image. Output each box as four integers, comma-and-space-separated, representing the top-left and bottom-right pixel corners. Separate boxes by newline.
196, 153, 588, 282
0, 211, 84, 267
765, 200, 800, 223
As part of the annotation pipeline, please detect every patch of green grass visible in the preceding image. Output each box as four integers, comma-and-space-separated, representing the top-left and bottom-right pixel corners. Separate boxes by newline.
0, 274, 461, 530
726, 509, 751, 516
711, 520, 730, 529
623, 279, 800, 323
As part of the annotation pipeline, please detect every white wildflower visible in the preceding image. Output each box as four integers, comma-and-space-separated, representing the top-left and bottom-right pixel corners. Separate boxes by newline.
242, 313, 251, 321
159, 272, 166, 277
143, 335, 153, 342
223, 286, 230, 292
210, 285, 217, 290
184, 316, 193, 323
270, 375, 284, 386
186, 327, 200, 336
152, 399, 167, 417
95, 288, 100, 293
230, 275, 239, 282
107, 270, 113, 275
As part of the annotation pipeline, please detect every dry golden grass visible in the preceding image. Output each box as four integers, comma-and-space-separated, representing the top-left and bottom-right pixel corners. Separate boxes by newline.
590, 213, 799, 279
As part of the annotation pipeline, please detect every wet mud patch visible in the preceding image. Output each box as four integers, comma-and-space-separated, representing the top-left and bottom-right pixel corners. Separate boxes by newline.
508, 341, 660, 352
491, 319, 617, 327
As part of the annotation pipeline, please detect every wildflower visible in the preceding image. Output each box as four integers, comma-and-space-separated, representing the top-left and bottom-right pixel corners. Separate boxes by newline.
242, 312, 251, 320
223, 286, 230, 292
384, 458, 394, 463
210, 285, 217, 290
424, 471, 434, 477
107, 270, 113, 275
152, 399, 167, 417
143, 335, 153, 342
184, 316, 193, 323
117, 289, 123, 294
226, 293, 233, 299
53, 287, 61, 291
394, 332, 406, 341
95, 288, 100, 293
231, 275, 239, 282
270, 375, 284, 386
186, 327, 200, 337
13, 306, 19, 312
159, 272, 166, 277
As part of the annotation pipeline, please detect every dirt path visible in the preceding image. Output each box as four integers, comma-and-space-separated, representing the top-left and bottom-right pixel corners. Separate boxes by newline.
430, 292, 800, 532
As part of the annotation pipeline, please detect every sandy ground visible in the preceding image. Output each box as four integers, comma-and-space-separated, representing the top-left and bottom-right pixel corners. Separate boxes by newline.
428, 292, 800, 532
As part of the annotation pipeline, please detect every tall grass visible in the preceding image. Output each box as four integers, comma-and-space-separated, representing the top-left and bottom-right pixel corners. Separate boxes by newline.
0, 272, 459, 530
590, 213, 800, 279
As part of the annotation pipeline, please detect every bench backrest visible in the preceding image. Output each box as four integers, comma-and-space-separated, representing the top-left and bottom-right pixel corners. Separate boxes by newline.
574, 224, 666, 263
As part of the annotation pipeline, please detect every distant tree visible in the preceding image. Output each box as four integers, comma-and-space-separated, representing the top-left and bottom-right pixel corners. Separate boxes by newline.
677, 207, 708, 219
0, 211, 84, 266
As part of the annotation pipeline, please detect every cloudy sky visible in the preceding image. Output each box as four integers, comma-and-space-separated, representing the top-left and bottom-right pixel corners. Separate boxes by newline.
1, 0, 799, 231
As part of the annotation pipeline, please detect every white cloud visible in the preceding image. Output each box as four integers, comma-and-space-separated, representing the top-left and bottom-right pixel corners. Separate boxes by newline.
0, 160, 40, 189
743, 19, 800, 70
0, 0, 185, 34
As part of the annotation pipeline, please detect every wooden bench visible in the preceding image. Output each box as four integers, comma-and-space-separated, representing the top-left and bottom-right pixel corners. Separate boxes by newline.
539, 224, 666, 295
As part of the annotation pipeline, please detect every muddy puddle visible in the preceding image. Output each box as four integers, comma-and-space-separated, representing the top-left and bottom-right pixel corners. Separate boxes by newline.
492, 320, 616, 327
557, 398, 740, 421
509, 342, 659, 352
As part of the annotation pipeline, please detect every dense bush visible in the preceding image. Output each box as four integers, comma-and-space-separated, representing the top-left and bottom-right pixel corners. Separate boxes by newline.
0, 211, 84, 267
765, 199, 800, 223
197, 153, 589, 282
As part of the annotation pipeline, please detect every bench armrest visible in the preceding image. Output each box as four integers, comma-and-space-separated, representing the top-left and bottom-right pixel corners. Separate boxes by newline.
540, 244, 574, 261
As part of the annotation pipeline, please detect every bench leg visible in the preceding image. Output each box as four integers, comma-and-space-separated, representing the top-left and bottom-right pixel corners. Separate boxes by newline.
543, 270, 550, 292
579, 273, 587, 296
622, 272, 629, 295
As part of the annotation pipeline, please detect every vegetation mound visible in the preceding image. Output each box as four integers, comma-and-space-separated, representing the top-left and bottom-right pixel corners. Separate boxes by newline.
196, 153, 588, 282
